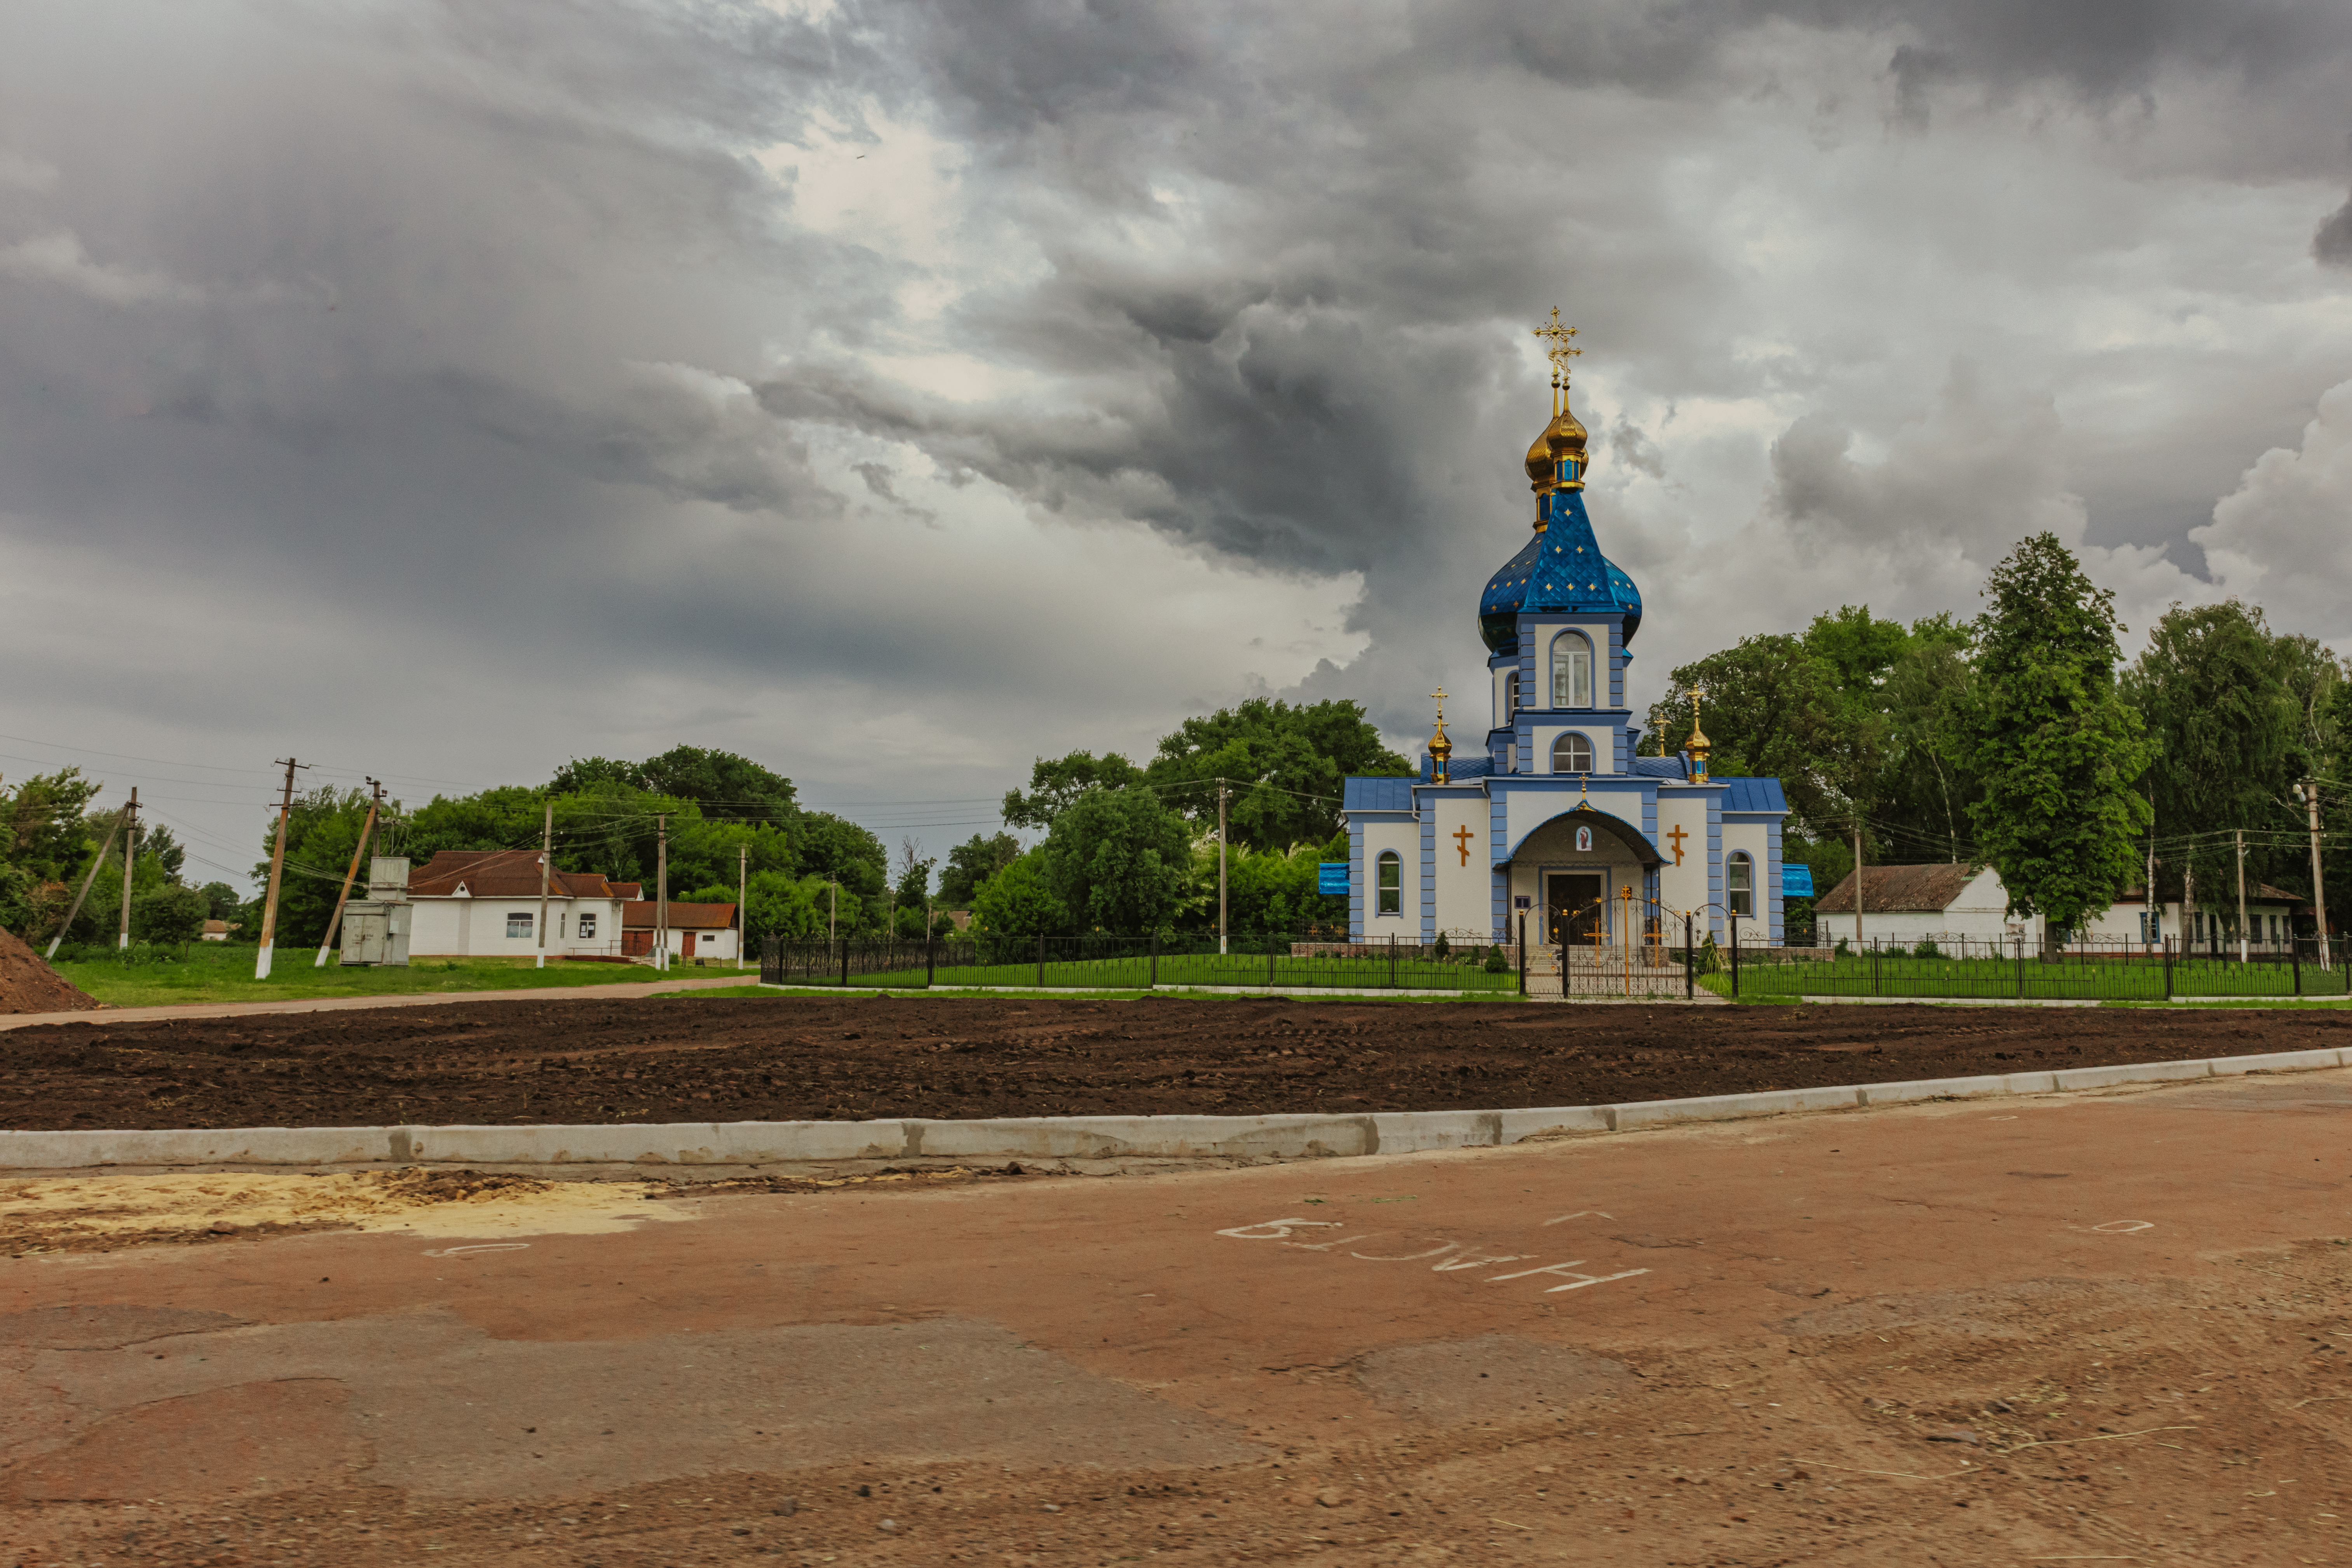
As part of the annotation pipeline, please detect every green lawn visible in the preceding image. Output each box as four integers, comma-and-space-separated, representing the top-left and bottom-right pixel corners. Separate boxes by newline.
50, 943, 749, 1008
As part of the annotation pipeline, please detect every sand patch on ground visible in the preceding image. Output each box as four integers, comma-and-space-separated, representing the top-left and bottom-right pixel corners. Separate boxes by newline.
0, 1168, 694, 1254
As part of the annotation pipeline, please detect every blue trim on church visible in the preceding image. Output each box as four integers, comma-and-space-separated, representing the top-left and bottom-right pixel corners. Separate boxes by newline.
1342, 370, 1789, 946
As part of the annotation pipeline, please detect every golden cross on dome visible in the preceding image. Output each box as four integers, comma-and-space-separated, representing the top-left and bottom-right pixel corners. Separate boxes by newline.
1531, 307, 1582, 374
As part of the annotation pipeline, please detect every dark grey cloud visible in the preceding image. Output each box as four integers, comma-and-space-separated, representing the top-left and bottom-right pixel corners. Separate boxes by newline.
2, 0, 2349, 875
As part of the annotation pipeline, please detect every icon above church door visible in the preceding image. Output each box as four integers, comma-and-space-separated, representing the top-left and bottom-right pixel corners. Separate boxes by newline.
1575, 825, 1593, 853
1548, 873, 1603, 945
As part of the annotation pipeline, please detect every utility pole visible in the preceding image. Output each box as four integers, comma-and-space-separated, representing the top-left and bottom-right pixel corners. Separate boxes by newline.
46, 802, 129, 960
254, 758, 308, 980
737, 843, 748, 970
1851, 818, 1864, 953
655, 813, 669, 972
315, 779, 382, 967
2235, 827, 2249, 964
2302, 778, 2331, 967
116, 787, 139, 950
1218, 777, 1229, 956
535, 801, 554, 970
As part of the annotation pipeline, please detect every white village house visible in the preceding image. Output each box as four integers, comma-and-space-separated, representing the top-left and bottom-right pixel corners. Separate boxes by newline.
620, 894, 740, 962
404, 850, 628, 958
1813, 864, 2304, 951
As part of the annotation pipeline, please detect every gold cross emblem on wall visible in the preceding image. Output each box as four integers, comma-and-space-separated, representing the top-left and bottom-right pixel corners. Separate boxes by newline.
1453, 824, 1475, 866
1666, 824, 1688, 866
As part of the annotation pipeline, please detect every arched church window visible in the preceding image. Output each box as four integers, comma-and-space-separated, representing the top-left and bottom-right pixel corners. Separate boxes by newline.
1551, 632, 1594, 708
1551, 732, 1594, 773
1376, 851, 1402, 916
1728, 852, 1754, 917
1506, 670, 1521, 718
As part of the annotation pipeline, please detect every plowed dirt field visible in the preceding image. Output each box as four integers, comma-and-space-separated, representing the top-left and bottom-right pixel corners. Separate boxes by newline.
5, 995, 2346, 1129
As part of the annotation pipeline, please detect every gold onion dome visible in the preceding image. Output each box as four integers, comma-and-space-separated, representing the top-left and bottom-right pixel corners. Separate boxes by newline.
1522, 378, 1589, 493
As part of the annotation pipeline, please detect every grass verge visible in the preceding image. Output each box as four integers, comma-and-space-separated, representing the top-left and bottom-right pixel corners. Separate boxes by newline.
51, 943, 753, 1008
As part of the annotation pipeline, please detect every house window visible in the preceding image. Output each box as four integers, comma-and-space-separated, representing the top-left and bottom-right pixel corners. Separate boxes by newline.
1376, 850, 1403, 915
506, 913, 533, 939
1551, 732, 1595, 773
1551, 631, 1594, 708
1727, 853, 1754, 918
578, 913, 596, 939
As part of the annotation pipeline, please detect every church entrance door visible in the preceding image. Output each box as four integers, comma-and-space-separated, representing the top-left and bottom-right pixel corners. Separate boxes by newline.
1547, 873, 1604, 946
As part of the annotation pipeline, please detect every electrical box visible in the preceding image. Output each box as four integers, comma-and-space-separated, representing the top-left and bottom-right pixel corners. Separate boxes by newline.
341, 857, 412, 966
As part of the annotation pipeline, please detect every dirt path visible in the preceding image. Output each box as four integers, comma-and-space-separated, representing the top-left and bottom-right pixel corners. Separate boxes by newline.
3, 994, 2347, 1131
5, 1068, 2351, 1564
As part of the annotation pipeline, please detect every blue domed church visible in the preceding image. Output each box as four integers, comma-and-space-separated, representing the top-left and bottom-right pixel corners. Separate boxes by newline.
1340, 315, 1789, 949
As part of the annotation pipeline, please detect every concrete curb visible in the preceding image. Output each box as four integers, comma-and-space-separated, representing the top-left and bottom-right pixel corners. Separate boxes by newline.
3, 1047, 2342, 1171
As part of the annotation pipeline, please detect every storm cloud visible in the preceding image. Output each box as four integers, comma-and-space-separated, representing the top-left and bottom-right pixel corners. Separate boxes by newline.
2, 0, 2348, 878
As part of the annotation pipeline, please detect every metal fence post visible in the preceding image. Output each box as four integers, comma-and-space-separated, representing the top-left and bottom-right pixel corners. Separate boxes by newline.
926, 934, 935, 989
2164, 936, 2173, 999
1684, 913, 1694, 1001
1268, 937, 1277, 990
1150, 929, 1159, 990
840, 937, 850, 989
1036, 930, 1046, 989
2291, 937, 2301, 997
1388, 931, 1397, 988
1517, 912, 1527, 996
2015, 935, 2024, 999
1871, 940, 1879, 998
1730, 915, 1740, 998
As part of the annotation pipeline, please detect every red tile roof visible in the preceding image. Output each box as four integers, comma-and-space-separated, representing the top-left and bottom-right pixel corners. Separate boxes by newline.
622, 900, 737, 930
407, 850, 619, 901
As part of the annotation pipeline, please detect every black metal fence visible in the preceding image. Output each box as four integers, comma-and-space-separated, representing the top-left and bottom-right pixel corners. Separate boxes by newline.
1728, 935, 2349, 1002
759, 931, 1521, 993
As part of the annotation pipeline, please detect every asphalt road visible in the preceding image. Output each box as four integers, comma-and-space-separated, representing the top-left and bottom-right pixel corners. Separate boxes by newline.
6, 1068, 2352, 1565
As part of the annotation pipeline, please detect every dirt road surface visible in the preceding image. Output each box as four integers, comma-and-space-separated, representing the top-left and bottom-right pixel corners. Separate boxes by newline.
7, 995, 2349, 1129
7, 1066, 2352, 1564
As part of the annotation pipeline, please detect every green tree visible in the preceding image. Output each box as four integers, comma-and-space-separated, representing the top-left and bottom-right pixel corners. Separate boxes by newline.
1961, 534, 2155, 944
1043, 787, 1193, 935
937, 831, 1022, 906
1142, 698, 1411, 851
548, 747, 797, 823
250, 787, 377, 950
1874, 615, 1979, 863
2123, 601, 2307, 921
1001, 752, 1144, 831
1220, 835, 1350, 935
131, 885, 209, 944
969, 848, 1071, 953
1645, 635, 1839, 829
198, 882, 244, 920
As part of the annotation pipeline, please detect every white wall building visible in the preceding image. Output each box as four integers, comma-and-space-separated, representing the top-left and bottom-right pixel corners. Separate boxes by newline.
1813, 865, 2305, 952
621, 900, 739, 962
404, 851, 627, 959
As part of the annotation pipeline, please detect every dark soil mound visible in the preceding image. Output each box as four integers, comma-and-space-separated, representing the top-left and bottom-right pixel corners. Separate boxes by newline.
0, 927, 98, 1015
4, 995, 2344, 1130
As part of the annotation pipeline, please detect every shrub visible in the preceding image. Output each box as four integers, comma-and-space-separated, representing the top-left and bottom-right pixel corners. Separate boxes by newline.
1483, 943, 1509, 973
1433, 932, 1451, 958
1913, 938, 1942, 958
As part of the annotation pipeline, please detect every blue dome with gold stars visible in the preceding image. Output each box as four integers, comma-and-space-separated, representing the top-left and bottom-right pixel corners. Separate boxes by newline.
1478, 486, 1642, 654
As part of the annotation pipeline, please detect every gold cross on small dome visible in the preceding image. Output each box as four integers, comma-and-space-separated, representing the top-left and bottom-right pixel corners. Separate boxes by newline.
1531, 307, 1581, 373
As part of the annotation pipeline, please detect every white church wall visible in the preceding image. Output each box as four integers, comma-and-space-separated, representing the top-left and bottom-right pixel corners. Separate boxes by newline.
1720, 819, 1774, 925
1357, 819, 1419, 936
1428, 791, 1492, 937
1655, 790, 1710, 917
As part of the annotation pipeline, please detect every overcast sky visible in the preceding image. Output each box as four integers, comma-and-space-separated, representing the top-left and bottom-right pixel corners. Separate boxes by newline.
4, 0, 2350, 890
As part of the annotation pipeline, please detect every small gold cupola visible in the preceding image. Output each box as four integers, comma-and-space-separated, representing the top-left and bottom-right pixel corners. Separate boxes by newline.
1685, 687, 1712, 782
1428, 688, 1454, 784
